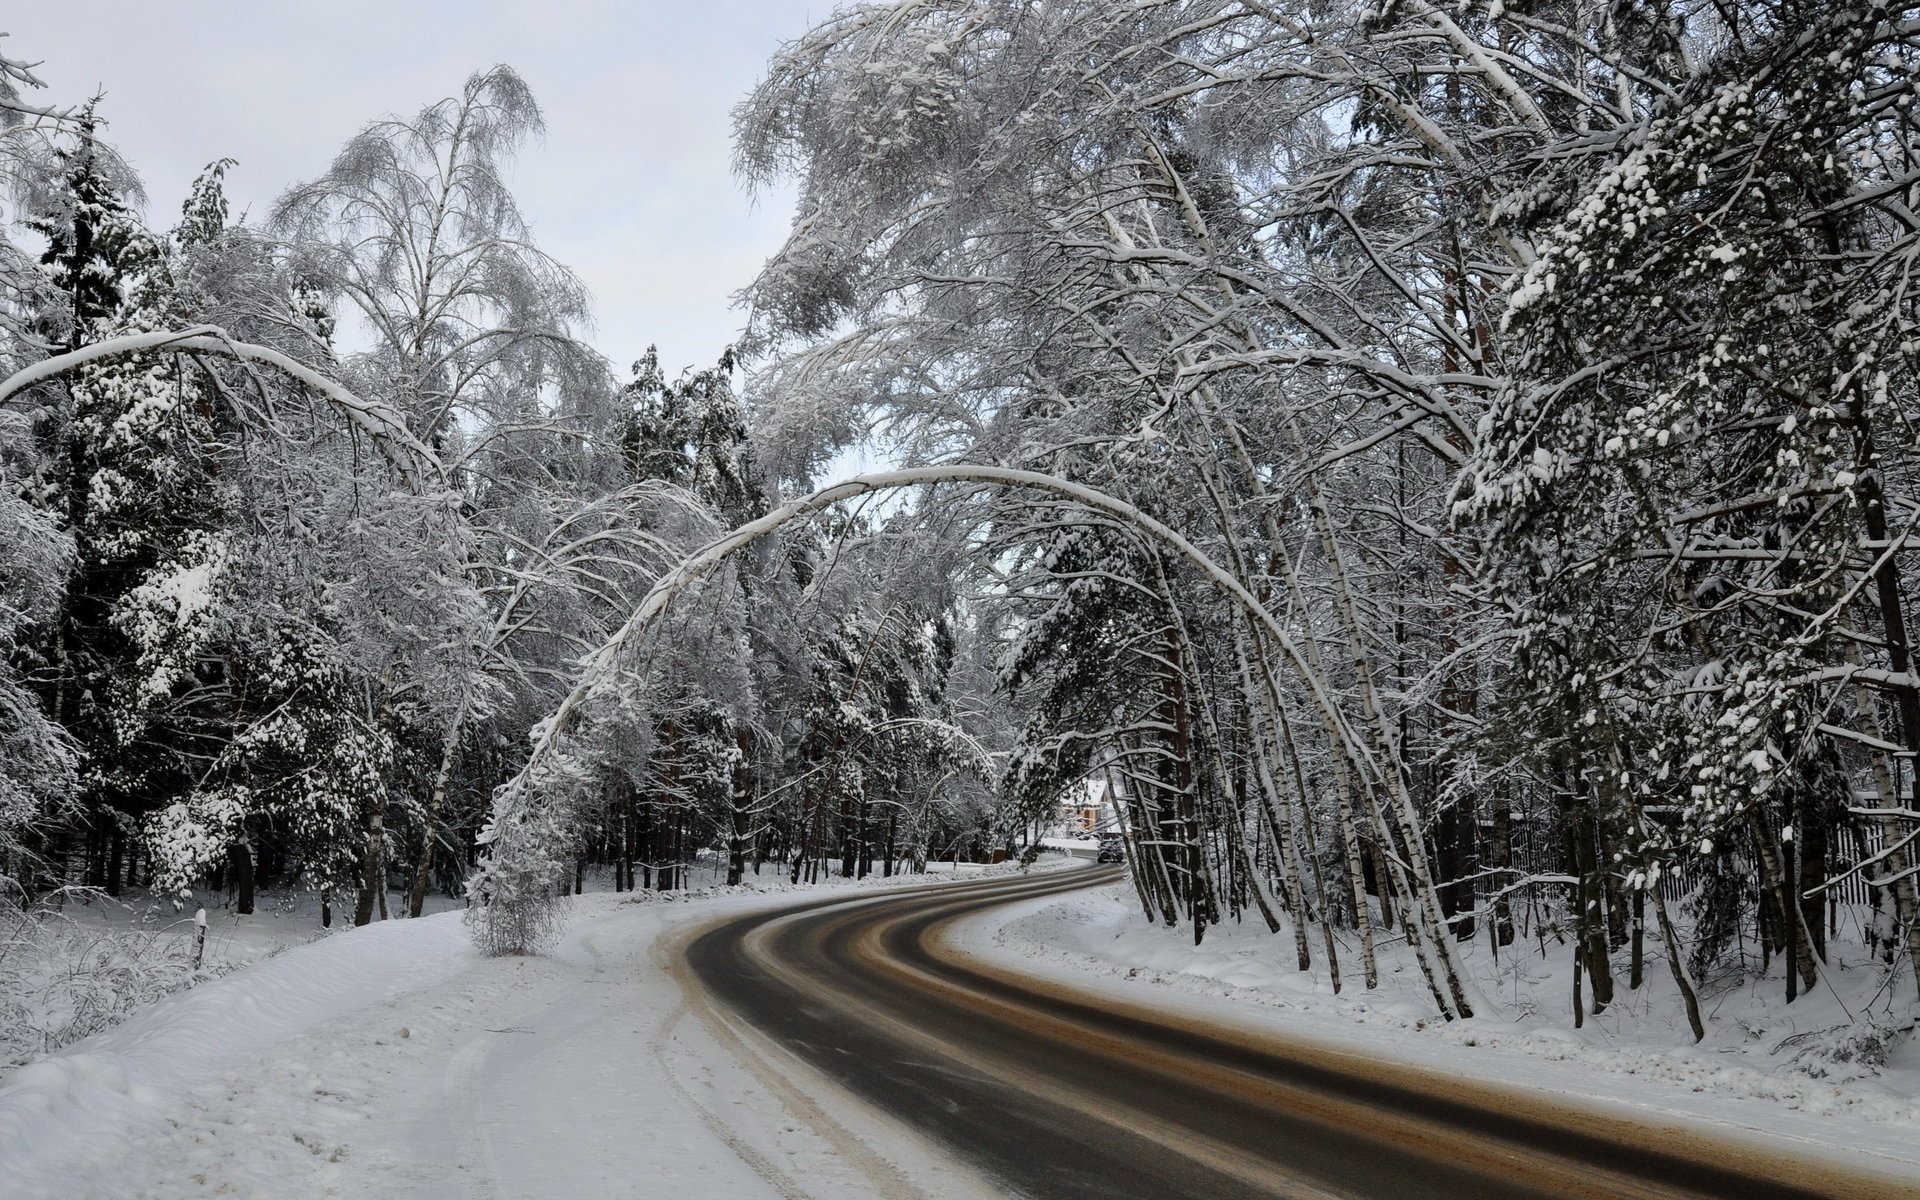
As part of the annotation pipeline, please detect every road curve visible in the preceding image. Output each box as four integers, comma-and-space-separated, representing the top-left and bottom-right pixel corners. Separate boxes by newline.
683, 867, 1913, 1200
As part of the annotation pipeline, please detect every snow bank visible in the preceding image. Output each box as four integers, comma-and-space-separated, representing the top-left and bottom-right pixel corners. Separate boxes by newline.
0, 910, 474, 1192
0, 888, 410, 1071
958, 881, 1920, 1178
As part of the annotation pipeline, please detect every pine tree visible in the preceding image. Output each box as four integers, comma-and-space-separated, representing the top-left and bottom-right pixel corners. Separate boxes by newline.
19, 106, 171, 898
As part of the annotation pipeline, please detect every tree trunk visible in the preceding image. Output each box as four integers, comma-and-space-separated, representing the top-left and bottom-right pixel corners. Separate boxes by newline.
229, 838, 255, 916
1488, 797, 1515, 946
1568, 791, 1613, 1013
1630, 887, 1645, 990
1847, 404, 1920, 996
1226, 623, 1306, 945
1843, 635, 1913, 961
1753, 816, 1816, 998
1572, 942, 1584, 1029
1301, 458, 1474, 1017
728, 731, 753, 887
1796, 783, 1829, 965
105, 827, 124, 899
1654, 884, 1706, 1041
1108, 762, 1160, 923
409, 724, 463, 918
353, 810, 384, 926
1332, 761, 1378, 989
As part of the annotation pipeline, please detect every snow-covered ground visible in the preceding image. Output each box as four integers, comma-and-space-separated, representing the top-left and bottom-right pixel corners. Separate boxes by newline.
0, 856, 977, 1072
0, 886, 465, 1073
14, 857, 1914, 1198
0, 865, 1014, 1200
954, 873, 1920, 1182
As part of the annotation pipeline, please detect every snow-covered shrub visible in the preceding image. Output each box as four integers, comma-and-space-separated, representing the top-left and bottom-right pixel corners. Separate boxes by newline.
0, 893, 239, 1072
1775, 1023, 1904, 1085
464, 885, 567, 958
467, 751, 578, 956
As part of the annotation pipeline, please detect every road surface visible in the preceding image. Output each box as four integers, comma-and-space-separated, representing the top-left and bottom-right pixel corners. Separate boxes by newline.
684, 866, 1910, 1200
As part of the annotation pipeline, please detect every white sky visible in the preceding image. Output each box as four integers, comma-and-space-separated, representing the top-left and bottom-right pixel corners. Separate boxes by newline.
5, 0, 830, 377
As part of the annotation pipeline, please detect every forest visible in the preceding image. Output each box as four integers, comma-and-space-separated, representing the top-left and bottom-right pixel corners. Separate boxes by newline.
3, 0, 1919, 1042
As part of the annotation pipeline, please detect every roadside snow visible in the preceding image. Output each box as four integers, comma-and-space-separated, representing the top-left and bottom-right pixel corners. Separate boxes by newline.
954, 876, 1920, 1181
0, 867, 1014, 1200
1, 887, 465, 1070
0, 910, 477, 1197
17, 858, 1908, 1196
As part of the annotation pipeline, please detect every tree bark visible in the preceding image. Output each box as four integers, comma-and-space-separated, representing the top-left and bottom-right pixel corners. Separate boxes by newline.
353, 808, 384, 926
1848, 374, 1920, 997
409, 724, 463, 918
728, 731, 753, 887
229, 838, 255, 916
1753, 816, 1816, 998
1488, 797, 1515, 946
1654, 884, 1707, 1041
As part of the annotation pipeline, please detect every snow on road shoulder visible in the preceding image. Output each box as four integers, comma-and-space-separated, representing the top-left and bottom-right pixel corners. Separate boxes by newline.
0, 908, 476, 1195
950, 876, 1920, 1181
0, 868, 1018, 1200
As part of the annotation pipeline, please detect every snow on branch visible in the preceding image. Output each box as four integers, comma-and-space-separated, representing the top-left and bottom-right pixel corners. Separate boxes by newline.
0, 326, 446, 487
468, 463, 1371, 953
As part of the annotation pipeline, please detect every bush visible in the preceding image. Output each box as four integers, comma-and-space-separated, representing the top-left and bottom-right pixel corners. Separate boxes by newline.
1775, 1022, 1904, 1083
464, 875, 568, 957
0, 889, 236, 1073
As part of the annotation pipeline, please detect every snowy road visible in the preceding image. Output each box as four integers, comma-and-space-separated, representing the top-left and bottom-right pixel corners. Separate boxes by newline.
687, 867, 1912, 1200
7, 868, 1915, 1198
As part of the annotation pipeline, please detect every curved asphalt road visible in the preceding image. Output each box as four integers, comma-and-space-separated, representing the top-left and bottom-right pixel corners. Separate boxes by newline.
684, 866, 1911, 1200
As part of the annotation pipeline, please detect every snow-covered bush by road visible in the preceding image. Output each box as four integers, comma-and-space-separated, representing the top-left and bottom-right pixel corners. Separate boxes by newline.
0, 885, 466, 1082
0, 893, 240, 1070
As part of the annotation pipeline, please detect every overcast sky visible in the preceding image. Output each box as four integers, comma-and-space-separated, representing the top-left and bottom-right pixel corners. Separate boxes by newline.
6, 1, 829, 376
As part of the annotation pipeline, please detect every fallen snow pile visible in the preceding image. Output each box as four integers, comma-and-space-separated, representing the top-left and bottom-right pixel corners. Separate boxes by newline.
987, 882, 1920, 1128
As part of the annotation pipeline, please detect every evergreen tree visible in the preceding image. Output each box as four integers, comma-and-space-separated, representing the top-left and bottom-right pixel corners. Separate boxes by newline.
18, 107, 169, 896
